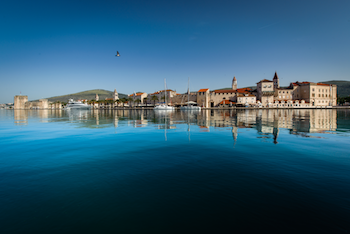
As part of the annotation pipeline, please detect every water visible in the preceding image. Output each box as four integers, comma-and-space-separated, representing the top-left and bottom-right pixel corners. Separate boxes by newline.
1, 109, 350, 233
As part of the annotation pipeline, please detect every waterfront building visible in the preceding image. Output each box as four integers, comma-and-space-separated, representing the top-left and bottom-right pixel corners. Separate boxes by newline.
146, 89, 178, 105
256, 72, 337, 107
129, 92, 147, 106
256, 79, 275, 106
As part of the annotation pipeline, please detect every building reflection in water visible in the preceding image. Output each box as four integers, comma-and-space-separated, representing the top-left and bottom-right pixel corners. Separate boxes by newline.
12, 109, 340, 144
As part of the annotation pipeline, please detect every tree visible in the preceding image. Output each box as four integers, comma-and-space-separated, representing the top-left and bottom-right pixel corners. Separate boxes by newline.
151, 95, 158, 106
119, 98, 127, 107
135, 98, 141, 106
143, 97, 148, 106
128, 97, 133, 107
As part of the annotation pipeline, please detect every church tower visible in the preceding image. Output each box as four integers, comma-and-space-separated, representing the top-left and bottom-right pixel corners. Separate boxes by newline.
232, 76, 237, 90
113, 89, 119, 101
95, 93, 99, 101
273, 72, 280, 89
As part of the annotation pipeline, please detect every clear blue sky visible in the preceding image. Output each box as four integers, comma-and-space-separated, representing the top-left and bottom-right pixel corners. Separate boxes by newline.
1, 0, 349, 103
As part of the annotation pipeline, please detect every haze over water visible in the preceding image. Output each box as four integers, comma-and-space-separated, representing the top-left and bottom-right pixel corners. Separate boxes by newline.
0, 109, 350, 233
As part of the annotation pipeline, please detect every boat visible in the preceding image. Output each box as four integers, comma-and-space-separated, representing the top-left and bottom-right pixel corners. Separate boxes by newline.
65, 99, 92, 110
180, 78, 201, 111
154, 79, 175, 111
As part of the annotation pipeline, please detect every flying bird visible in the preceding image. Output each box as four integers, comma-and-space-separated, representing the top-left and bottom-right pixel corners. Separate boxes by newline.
115, 51, 120, 57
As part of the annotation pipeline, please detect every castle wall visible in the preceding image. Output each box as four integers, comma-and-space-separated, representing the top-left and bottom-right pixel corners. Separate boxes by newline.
14, 95, 28, 109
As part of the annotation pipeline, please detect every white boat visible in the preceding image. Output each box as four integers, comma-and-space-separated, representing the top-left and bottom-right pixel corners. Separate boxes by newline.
66, 99, 92, 110
154, 79, 175, 111
154, 104, 175, 110
180, 78, 201, 111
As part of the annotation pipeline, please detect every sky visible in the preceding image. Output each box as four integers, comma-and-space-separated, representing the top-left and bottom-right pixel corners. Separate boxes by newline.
1, 0, 349, 103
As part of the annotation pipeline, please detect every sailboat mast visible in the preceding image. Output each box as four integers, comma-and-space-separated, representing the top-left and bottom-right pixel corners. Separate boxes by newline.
164, 79, 167, 105
188, 77, 190, 103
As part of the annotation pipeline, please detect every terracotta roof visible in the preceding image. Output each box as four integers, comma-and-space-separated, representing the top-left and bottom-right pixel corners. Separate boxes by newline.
236, 88, 252, 94
198, 88, 209, 92
257, 79, 273, 84
317, 83, 331, 86
214, 89, 236, 93
219, 100, 235, 105
237, 94, 256, 97
129, 93, 145, 97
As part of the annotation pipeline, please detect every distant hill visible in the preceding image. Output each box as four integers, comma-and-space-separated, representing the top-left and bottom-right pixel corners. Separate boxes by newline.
320, 80, 350, 97
40, 89, 128, 103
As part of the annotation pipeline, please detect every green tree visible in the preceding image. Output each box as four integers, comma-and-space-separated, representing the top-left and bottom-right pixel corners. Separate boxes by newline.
128, 97, 133, 107
151, 95, 158, 105
119, 98, 127, 107
135, 98, 141, 106
143, 97, 148, 106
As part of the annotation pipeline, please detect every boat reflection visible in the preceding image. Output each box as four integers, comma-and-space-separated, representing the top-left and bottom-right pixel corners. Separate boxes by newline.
11, 109, 348, 143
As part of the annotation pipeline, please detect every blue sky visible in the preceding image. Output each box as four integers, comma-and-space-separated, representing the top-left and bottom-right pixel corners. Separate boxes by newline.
1, 0, 349, 103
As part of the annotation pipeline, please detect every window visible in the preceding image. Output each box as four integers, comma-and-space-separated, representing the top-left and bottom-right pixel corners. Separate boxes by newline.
322, 94, 324, 97
268, 85, 271, 88
325, 94, 327, 97
322, 89, 324, 92
312, 94, 315, 97
312, 88, 315, 91
319, 94, 321, 97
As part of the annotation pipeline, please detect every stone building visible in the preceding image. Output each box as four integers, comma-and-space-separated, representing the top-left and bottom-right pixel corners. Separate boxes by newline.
256, 79, 275, 106
146, 90, 178, 105
129, 92, 147, 106
14, 95, 28, 109
14, 95, 49, 109
257, 72, 337, 107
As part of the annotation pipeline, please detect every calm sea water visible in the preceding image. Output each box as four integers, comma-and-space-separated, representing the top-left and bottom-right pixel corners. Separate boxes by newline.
0, 109, 349, 233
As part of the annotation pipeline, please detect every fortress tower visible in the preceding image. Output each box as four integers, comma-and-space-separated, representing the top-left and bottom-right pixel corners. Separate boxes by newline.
14, 95, 28, 109
232, 76, 237, 90
273, 71, 280, 89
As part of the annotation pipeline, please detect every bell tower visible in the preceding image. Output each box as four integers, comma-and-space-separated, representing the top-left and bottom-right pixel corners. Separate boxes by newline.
113, 89, 119, 101
232, 76, 237, 90
273, 72, 280, 89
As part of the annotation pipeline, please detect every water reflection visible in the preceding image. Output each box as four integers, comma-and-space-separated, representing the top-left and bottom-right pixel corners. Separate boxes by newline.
11, 109, 349, 143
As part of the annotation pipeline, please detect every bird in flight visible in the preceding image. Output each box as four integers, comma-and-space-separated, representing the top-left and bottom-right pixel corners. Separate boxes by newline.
116, 51, 120, 57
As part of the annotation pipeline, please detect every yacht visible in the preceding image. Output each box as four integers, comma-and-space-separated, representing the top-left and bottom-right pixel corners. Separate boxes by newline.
66, 99, 92, 110
154, 104, 175, 111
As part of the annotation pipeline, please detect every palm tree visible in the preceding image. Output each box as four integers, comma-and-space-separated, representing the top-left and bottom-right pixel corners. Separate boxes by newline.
128, 97, 133, 107
151, 95, 158, 106
135, 98, 141, 106
120, 98, 127, 107
143, 97, 148, 106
